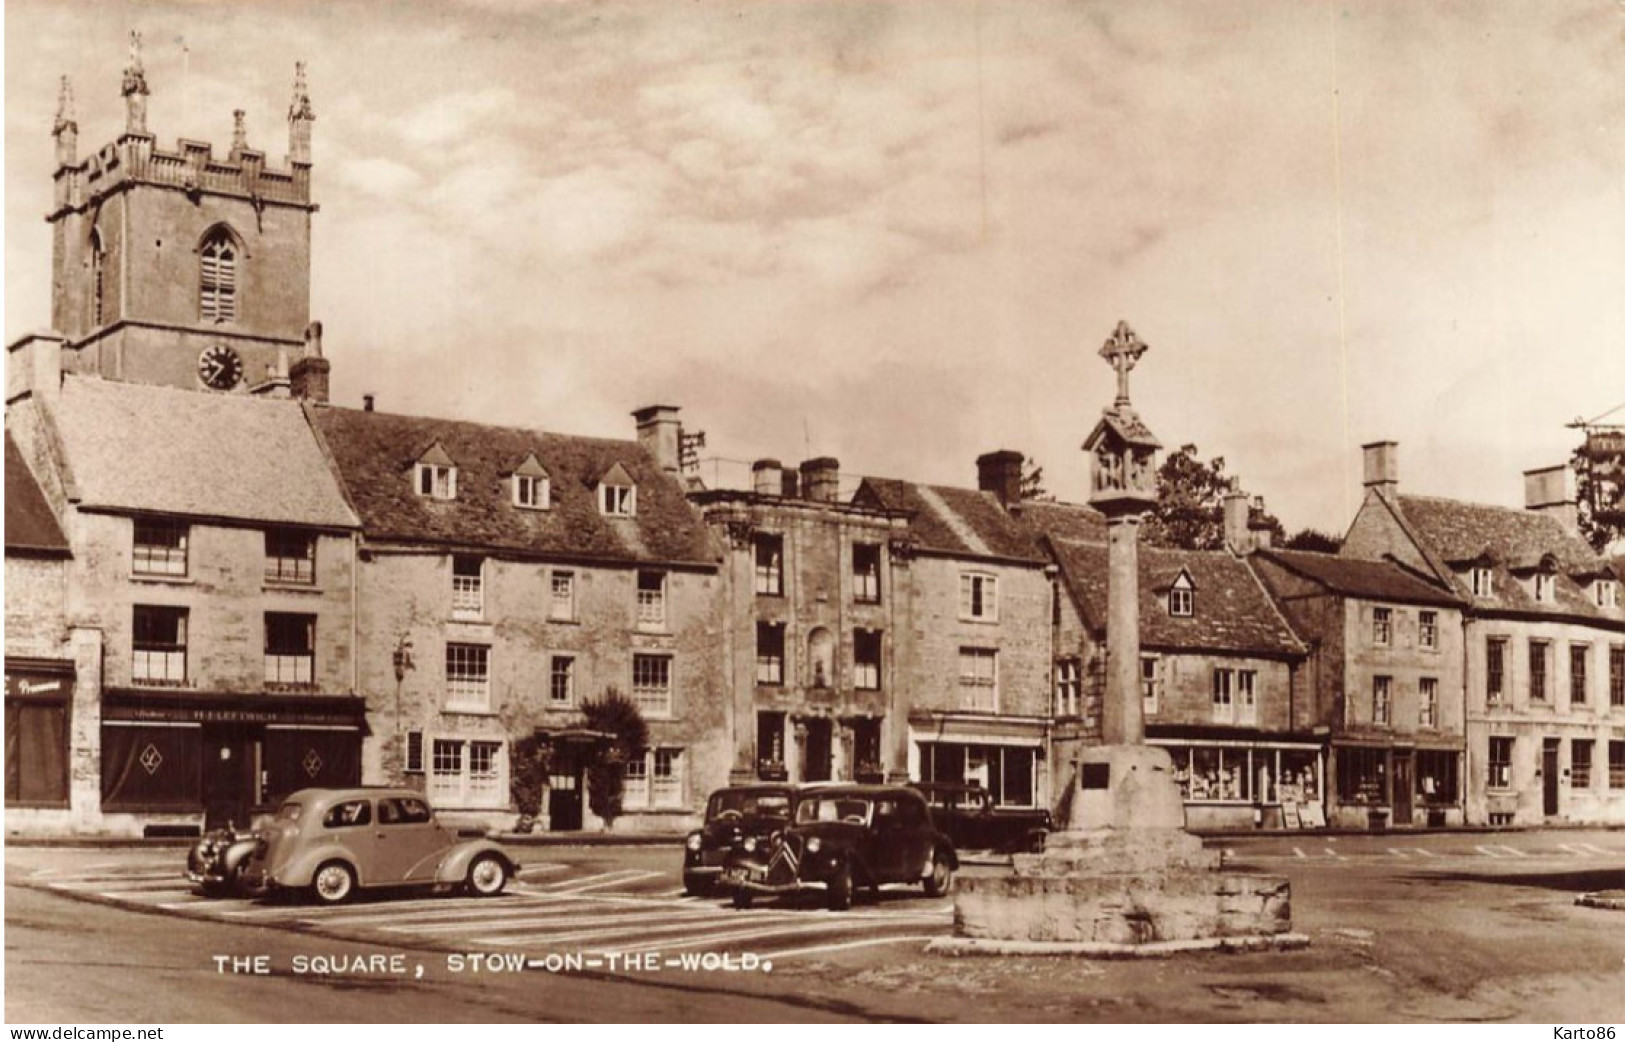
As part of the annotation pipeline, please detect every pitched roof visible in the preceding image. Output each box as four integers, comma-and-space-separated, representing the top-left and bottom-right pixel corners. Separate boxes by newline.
1015, 499, 1108, 545
5, 432, 68, 555
49, 376, 358, 528
853, 478, 1047, 562
1048, 538, 1304, 657
1393, 494, 1615, 620
312, 406, 716, 565
1253, 548, 1462, 608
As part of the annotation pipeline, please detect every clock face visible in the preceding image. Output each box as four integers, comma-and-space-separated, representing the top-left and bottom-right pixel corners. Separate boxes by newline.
198, 344, 244, 391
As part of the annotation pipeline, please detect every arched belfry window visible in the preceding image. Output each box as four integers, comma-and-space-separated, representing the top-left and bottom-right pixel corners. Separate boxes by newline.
90, 228, 107, 326
199, 229, 239, 324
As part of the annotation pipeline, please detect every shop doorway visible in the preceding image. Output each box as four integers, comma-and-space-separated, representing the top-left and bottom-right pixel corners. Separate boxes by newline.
802, 719, 832, 782
1391, 752, 1413, 826
549, 769, 583, 831
202, 725, 260, 830
1542, 739, 1560, 818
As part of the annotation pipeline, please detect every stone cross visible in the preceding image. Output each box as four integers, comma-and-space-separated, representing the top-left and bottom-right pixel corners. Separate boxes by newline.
1098, 320, 1147, 408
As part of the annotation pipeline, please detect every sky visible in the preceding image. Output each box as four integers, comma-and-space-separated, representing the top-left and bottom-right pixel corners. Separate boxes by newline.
6, 0, 1623, 536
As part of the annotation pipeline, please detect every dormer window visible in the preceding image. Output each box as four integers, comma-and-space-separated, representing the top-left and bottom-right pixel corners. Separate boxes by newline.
413, 442, 457, 500
1593, 579, 1619, 610
510, 454, 550, 510
1533, 572, 1554, 603
1470, 567, 1494, 597
598, 462, 637, 517
1168, 570, 1195, 617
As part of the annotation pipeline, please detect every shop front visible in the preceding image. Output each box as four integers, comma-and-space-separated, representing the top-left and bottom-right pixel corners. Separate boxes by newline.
101, 689, 365, 834
1329, 741, 1463, 830
1149, 730, 1325, 830
908, 712, 1049, 809
4, 658, 75, 810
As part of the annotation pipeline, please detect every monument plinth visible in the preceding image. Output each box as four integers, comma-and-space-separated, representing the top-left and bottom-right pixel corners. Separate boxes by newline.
937, 322, 1301, 955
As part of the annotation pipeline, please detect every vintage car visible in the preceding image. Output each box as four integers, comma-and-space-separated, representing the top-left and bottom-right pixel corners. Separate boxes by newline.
682, 784, 798, 896
721, 785, 958, 911
185, 825, 264, 896
911, 782, 1052, 854
238, 787, 517, 904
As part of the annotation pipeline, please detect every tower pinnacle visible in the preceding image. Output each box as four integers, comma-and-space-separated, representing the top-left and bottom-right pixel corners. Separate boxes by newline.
287, 61, 315, 164
53, 76, 79, 167
121, 30, 150, 135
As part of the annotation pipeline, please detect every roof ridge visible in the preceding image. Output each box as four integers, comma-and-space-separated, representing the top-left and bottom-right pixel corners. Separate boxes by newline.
323, 402, 641, 449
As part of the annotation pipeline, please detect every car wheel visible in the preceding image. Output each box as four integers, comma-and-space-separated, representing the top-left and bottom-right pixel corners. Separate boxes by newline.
732, 888, 753, 910
827, 862, 854, 911
201, 863, 242, 898
923, 850, 955, 897
312, 861, 356, 905
466, 854, 508, 897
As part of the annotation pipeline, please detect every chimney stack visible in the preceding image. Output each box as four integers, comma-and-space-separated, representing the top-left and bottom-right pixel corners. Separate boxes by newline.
362, 394, 375, 412
1362, 441, 1399, 495
1223, 479, 1251, 553
5, 332, 65, 407
633, 405, 682, 474
752, 459, 783, 497
800, 458, 840, 503
289, 321, 330, 403
1524, 464, 1579, 532
976, 449, 1025, 508
1249, 495, 1275, 550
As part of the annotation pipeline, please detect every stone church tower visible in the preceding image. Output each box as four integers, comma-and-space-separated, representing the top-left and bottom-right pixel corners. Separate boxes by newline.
46, 33, 322, 396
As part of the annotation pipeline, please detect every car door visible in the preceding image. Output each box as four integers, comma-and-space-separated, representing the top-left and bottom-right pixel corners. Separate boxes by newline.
894, 794, 936, 879
372, 797, 451, 884
320, 797, 378, 879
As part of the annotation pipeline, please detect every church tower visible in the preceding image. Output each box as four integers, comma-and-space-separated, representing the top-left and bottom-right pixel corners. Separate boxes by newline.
47, 34, 319, 394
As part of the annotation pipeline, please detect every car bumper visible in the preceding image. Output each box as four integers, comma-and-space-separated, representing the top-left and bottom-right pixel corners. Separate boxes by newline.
720, 864, 827, 895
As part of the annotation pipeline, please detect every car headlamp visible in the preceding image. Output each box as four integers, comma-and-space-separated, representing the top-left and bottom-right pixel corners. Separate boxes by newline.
685, 833, 702, 851
805, 837, 822, 854
743, 836, 758, 853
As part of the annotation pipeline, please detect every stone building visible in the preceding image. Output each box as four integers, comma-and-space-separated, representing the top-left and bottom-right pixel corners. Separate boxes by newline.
1250, 547, 1468, 828
852, 453, 1057, 810
311, 403, 727, 832
692, 458, 912, 786
1342, 442, 1625, 825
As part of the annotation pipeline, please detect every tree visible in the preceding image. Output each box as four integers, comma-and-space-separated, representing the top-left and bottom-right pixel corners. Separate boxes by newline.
1141, 443, 1284, 551
507, 733, 554, 834
580, 687, 649, 831
1282, 528, 1343, 554
1020, 456, 1054, 502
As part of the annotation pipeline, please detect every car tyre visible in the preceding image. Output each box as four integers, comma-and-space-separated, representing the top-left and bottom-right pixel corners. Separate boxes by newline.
923, 849, 955, 898
827, 862, 854, 911
201, 864, 242, 898
312, 860, 356, 905
466, 854, 508, 897
732, 888, 753, 910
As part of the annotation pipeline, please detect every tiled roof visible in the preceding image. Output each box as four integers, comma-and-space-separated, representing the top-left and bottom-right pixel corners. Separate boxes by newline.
50, 376, 359, 528
1394, 494, 1616, 620
1253, 548, 1461, 608
853, 478, 1047, 562
1048, 538, 1304, 657
313, 406, 717, 565
1015, 499, 1108, 544
5, 432, 68, 554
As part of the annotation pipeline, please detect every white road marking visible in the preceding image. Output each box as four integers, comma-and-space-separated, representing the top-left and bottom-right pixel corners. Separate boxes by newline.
515, 864, 569, 877
1475, 844, 1527, 859
102, 888, 196, 901
1293, 847, 1308, 859
763, 935, 940, 961
1557, 843, 1610, 858
1322, 847, 1347, 860
551, 870, 665, 894
537, 869, 647, 890
1387, 847, 1439, 859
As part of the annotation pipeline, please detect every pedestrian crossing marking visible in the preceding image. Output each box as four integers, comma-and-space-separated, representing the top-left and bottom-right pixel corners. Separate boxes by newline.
551, 870, 665, 893
1475, 844, 1527, 858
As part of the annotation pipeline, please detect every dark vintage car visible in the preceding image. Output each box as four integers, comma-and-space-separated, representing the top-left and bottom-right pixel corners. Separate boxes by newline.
238, 788, 518, 904
721, 785, 958, 911
682, 784, 798, 896
912, 782, 1052, 854
186, 825, 264, 896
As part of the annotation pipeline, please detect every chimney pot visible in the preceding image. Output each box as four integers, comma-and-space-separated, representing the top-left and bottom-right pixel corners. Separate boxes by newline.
800, 457, 840, 503
976, 449, 1025, 508
1362, 440, 1399, 493
752, 459, 783, 496
363, 394, 375, 412
1223, 482, 1252, 553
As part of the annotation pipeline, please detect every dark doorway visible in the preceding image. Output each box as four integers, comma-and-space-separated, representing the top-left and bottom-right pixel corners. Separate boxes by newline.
1542, 739, 1560, 818
201, 725, 259, 830
549, 769, 583, 831
802, 719, 832, 782
1391, 752, 1413, 826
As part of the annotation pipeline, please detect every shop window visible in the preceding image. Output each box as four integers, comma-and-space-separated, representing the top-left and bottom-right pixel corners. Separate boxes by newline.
5, 694, 69, 806
1279, 750, 1320, 803
853, 543, 881, 604
1419, 677, 1438, 728
451, 555, 484, 620
1336, 747, 1387, 805
753, 534, 783, 596
636, 570, 666, 629
132, 518, 188, 577
1416, 749, 1457, 804
549, 570, 575, 622
853, 629, 882, 691
959, 572, 998, 622
1571, 644, 1589, 705
1186, 746, 1250, 802
1418, 610, 1438, 650
756, 712, 786, 778
1486, 637, 1508, 705
1372, 606, 1392, 646
1056, 658, 1082, 718
1487, 736, 1514, 790
958, 648, 997, 711
1373, 675, 1392, 725
444, 643, 490, 711
1572, 740, 1594, 789
549, 656, 575, 706
132, 605, 188, 685
756, 622, 785, 685
264, 528, 316, 584
101, 723, 201, 811
263, 612, 316, 687
1529, 640, 1550, 701
631, 654, 672, 716
916, 742, 1035, 807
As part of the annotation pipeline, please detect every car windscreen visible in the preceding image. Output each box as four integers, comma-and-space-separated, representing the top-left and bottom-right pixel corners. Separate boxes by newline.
707, 790, 790, 821
794, 797, 873, 826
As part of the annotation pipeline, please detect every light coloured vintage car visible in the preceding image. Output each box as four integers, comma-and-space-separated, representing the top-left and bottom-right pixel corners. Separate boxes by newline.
239, 787, 517, 904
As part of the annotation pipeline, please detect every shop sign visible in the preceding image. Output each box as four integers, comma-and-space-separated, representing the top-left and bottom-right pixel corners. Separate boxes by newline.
5, 671, 71, 700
